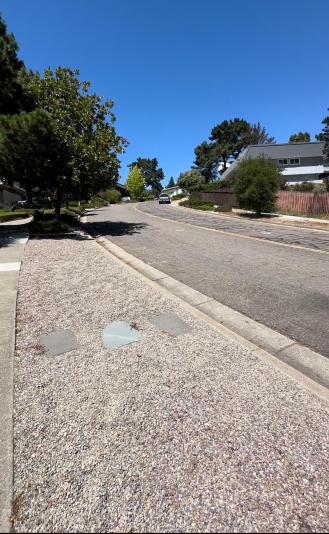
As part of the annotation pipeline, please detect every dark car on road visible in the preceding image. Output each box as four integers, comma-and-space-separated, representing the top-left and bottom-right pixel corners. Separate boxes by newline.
159, 193, 171, 204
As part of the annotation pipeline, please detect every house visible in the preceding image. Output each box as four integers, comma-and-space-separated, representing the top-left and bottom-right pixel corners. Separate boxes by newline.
221, 141, 329, 185
115, 183, 129, 197
0, 181, 26, 206
161, 185, 186, 198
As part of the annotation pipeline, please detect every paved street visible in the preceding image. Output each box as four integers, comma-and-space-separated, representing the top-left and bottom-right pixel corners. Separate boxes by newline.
85, 202, 329, 357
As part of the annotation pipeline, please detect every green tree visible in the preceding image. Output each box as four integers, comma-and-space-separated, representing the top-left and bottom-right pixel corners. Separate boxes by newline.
316, 109, 329, 159
166, 176, 175, 188
126, 165, 145, 201
289, 132, 311, 143
27, 67, 127, 215
0, 13, 33, 114
177, 168, 205, 190
233, 157, 281, 215
128, 157, 164, 193
0, 109, 69, 204
194, 119, 275, 181
193, 141, 218, 183
246, 122, 276, 145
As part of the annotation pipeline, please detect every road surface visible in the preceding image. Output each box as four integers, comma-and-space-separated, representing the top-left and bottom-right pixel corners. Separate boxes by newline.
85, 202, 329, 357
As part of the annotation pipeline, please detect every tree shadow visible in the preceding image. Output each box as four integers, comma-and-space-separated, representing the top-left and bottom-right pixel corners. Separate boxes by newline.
0, 229, 28, 248
83, 219, 150, 237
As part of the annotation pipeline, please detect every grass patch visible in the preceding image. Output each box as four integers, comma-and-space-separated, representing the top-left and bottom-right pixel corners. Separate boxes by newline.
0, 210, 30, 223
179, 198, 232, 213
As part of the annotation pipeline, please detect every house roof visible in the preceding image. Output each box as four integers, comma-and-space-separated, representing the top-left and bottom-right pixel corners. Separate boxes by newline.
221, 142, 326, 179
244, 141, 325, 159
162, 186, 184, 192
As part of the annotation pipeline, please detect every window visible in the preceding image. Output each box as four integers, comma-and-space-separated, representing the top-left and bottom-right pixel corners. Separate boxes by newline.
289, 158, 300, 165
278, 159, 288, 165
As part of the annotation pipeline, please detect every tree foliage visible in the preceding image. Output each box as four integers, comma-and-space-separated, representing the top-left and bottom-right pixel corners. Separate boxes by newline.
177, 168, 205, 190
166, 176, 175, 188
0, 109, 69, 203
0, 13, 33, 114
194, 119, 275, 181
27, 67, 127, 205
247, 122, 276, 145
128, 157, 164, 192
316, 109, 329, 161
289, 131, 311, 143
233, 157, 281, 215
126, 165, 145, 200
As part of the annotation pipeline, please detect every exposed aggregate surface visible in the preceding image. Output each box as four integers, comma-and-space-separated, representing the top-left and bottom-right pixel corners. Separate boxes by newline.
13, 239, 329, 532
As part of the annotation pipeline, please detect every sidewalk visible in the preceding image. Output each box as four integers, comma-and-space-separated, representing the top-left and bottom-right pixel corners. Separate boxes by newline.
0, 230, 28, 533
12, 237, 329, 532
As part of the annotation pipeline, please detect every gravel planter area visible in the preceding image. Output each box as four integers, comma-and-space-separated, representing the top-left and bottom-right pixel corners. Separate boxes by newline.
14, 239, 329, 532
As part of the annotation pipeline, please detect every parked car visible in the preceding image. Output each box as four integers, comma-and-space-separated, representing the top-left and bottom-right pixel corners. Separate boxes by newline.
159, 193, 171, 204
121, 196, 131, 203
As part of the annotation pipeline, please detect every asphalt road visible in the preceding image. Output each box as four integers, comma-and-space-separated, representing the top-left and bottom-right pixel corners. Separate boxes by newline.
85, 202, 329, 357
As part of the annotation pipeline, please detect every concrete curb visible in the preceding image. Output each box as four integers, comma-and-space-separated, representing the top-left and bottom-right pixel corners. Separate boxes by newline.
96, 236, 329, 405
0, 234, 28, 533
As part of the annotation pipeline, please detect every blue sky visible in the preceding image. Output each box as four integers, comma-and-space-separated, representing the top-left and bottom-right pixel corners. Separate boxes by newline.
2, 0, 329, 185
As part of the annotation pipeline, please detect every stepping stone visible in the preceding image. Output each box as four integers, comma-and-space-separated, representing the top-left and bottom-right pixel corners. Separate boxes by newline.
149, 312, 191, 336
39, 329, 78, 357
102, 321, 144, 350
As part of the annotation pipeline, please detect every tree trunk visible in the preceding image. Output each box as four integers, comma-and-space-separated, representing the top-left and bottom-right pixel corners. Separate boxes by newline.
26, 188, 32, 203
54, 186, 62, 221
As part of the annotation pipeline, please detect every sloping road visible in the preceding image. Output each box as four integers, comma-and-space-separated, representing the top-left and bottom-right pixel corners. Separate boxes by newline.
85, 203, 329, 357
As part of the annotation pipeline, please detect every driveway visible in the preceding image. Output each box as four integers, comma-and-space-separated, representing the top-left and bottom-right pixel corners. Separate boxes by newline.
85, 203, 329, 358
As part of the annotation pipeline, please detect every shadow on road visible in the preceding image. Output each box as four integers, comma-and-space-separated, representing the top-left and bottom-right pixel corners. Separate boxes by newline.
84, 219, 150, 237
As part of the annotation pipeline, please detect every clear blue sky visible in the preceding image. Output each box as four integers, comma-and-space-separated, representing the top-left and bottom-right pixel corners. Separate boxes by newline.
2, 0, 329, 185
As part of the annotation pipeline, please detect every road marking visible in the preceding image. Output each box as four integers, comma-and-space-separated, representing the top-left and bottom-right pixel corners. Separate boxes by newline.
135, 205, 329, 256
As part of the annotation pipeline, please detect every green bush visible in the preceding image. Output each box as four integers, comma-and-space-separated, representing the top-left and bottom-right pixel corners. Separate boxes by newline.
102, 188, 121, 204
81, 196, 108, 209
290, 182, 314, 192
179, 198, 215, 211
172, 193, 186, 200
233, 157, 281, 215
139, 190, 155, 201
29, 218, 74, 234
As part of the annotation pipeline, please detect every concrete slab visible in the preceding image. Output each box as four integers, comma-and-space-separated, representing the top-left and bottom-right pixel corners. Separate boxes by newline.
0, 272, 19, 293
0, 262, 21, 272
149, 312, 191, 336
39, 329, 78, 357
102, 321, 144, 349
0, 232, 27, 533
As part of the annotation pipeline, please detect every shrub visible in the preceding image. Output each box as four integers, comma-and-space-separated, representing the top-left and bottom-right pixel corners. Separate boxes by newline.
103, 188, 121, 204
139, 190, 155, 201
290, 182, 314, 192
233, 157, 281, 215
172, 193, 186, 200
81, 196, 108, 209
29, 218, 74, 234
179, 198, 215, 211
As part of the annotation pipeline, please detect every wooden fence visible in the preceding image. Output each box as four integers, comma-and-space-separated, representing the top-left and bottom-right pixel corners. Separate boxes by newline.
194, 190, 329, 215
276, 191, 329, 215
